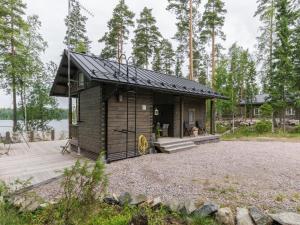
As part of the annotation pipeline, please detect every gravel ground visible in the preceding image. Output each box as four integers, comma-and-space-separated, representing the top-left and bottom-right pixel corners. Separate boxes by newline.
35, 141, 300, 212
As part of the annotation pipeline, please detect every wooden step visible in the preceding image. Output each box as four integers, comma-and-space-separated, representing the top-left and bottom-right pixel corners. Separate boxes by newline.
160, 141, 195, 149
160, 144, 197, 154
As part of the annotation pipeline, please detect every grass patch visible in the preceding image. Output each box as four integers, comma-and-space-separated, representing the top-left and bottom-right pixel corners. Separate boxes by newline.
274, 194, 285, 202
221, 126, 300, 141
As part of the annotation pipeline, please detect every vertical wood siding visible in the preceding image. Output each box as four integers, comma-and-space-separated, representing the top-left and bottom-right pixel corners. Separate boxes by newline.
78, 86, 103, 154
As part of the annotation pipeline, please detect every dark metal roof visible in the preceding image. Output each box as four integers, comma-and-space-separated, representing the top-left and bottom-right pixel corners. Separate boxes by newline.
51, 50, 227, 99
240, 94, 269, 105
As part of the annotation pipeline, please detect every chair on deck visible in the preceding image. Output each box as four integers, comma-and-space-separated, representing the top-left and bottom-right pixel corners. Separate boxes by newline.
196, 121, 207, 135
184, 121, 193, 136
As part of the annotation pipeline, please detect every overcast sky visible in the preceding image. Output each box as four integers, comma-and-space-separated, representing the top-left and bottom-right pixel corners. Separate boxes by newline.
0, 0, 260, 108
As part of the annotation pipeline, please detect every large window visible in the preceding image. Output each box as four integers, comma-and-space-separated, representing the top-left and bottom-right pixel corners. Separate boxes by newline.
72, 97, 79, 125
188, 109, 195, 125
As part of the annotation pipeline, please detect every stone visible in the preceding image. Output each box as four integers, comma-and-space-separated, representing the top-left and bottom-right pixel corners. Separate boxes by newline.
130, 194, 148, 205
193, 202, 219, 217
236, 208, 255, 225
269, 212, 300, 225
215, 207, 235, 225
167, 200, 184, 212
118, 192, 132, 206
150, 197, 162, 208
181, 200, 197, 214
249, 207, 272, 225
103, 194, 119, 205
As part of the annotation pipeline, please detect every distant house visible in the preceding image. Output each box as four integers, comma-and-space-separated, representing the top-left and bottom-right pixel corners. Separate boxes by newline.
50, 50, 226, 162
239, 94, 299, 119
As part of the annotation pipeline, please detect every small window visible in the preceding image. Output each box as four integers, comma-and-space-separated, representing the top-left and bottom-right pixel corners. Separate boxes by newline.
78, 72, 85, 88
254, 107, 260, 116
188, 109, 195, 125
286, 107, 295, 116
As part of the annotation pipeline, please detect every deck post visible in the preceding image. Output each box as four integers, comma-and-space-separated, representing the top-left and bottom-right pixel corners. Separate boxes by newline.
180, 96, 184, 138
68, 97, 72, 139
210, 99, 215, 134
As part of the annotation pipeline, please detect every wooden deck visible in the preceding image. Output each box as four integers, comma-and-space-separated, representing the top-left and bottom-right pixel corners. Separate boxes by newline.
0, 140, 80, 187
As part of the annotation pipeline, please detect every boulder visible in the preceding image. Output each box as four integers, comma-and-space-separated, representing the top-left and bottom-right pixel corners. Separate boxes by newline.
130, 194, 148, 205
181, 200, 197, 214
103, 194, 119, 205
150, 197, 162, 208
193, 202, 219, 217
269, 212, 300, 225
215, 207, 235, 225
249, 207, 272, 225
118, 192, 132, 206
166, 200, 184, 212
236, 208, 255, 225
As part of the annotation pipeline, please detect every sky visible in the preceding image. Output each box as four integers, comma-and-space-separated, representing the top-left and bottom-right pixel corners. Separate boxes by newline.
0, 0, 260, 108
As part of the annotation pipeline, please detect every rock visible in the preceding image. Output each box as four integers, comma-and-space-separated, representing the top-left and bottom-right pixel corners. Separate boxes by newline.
118, 192, 132, 206
150, 197, 162, 208
130, 194, 148, 205
103, 194, 119, 205
236, 208, 255, 225
269, 212, 300, 225
193, 202, 219, 217
249, 207, 272, 225
181, 200, 197, 214
216, 207, 235, 225
167, 200, 184, 212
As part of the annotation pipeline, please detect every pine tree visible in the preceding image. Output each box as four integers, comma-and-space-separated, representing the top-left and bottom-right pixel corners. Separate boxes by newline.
0, 0, 28, 131
152, 39, 175, 75
132, 7, 161, 69
200, 0, 227, 90
167, 0, 201, 78
17, 15, 47, 129
64, 0, 90, 53
160, 39, 176, 75
270, 0, 294, 131
99, 0, 134, 62
254, 0, 276, 91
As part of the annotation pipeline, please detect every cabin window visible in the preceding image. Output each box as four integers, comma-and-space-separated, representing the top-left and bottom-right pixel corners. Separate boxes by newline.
188, 109, 195, 125
254, 107, 260, 116
78, 72, 85, 88
72, 97, 79, 125
286, 107, 295, 116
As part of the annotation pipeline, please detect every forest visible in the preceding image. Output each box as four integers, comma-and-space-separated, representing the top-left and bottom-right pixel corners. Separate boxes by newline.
0, 0, 299, 132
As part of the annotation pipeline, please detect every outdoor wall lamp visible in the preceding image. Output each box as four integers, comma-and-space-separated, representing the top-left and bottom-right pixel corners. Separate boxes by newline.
154, 108, 159, 116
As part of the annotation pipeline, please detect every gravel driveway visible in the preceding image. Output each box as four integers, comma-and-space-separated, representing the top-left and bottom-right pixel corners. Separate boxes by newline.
35, 141, 300, 212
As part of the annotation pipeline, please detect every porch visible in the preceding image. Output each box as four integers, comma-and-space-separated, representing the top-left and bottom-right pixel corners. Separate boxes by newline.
154, 134, 220, 154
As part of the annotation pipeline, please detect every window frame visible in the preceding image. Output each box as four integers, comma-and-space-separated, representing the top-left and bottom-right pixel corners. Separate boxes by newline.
188, 108, 196, 126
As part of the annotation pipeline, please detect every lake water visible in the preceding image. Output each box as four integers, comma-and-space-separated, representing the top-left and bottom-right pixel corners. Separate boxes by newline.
0, 119, 68, 137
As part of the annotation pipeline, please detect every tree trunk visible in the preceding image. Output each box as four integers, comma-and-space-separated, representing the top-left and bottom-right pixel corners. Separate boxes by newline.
211, 28, 216, 89
12, 75, 17, 132
188, 0, 193, 80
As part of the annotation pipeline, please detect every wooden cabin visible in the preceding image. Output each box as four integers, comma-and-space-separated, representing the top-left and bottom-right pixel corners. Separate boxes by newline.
50, 50, 226, 162
239, 94, 300, 120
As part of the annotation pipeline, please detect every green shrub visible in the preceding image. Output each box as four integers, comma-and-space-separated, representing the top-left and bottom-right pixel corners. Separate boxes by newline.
255, 120, 272, 134
290, 125, 300, 134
